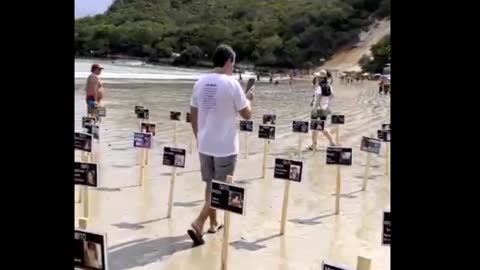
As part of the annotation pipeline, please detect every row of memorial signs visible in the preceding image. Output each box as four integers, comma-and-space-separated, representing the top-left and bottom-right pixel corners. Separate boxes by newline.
74, 229, 108, 270
135, 106, 193, 123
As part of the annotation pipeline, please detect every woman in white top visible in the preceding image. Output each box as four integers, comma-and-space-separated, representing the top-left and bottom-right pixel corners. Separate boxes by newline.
307, 70, 336, 150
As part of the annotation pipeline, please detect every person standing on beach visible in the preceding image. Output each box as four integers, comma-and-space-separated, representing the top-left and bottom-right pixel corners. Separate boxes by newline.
85, 64, 105, 116
308, 70, 336, 150
188, 44, 254, 245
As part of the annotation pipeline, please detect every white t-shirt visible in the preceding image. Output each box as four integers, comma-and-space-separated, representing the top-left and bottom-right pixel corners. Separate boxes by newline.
312, 84, 333, 110
191, 73, 248, 157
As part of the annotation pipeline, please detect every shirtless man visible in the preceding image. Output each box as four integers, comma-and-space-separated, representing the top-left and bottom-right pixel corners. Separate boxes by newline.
85, 64, 105, 116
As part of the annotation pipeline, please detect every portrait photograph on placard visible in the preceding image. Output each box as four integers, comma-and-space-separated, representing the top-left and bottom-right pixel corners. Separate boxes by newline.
141, 123, 156, 136
382, 211, 391, 245
378, 129, 391, 142
262, 114, 276, 125
85, 124, 100, 140
133, 132, 152, 148
274, 158, 303, 182
162, 147, 186, 168
210, 180, 246, 215
75, 132, 92, 152
137, 109, 149, 119
331, 114, 345, 124
240, 120, 253, 132
310, 119, 325, 131
170, 111, 181, 121
186, 112, 191, 123
258, 125, 276, 140
326, 147, 353, 166
292, 121, 309, 133
74, 162, 98, 187
74, 229, 107, 270
82, 116, 96, 128
135, 105, 144, 114
360, 136, 382, 154
382, 123, 391, 130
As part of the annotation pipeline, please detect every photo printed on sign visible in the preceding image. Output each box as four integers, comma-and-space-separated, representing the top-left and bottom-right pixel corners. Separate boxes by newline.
240, 120, 253, 132
162, 147, 186, 168
75, 132, 92, 152
326, 147, 353, 166
310, 119, 325, 131
377, 129, 391, 142
74, 229, 108, 270
258, 125, 276, 140
274, 158, 303, 182
331, 115, 345, 124
135, 105, 144, 115
262, 114, 276, 125
292, 121, 309, 133
137, 109, 149, 119
141, 123, 156, 136
170, 111, 181, 121
360, 136, 381, 154
133, 132, 152, 148
382, 211, 391, 246
82, 117, 96, 128
210, 180, 246, 215
74, 162, 98, 187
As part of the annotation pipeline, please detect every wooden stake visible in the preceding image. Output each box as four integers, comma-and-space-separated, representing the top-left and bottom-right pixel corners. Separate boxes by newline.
244, 132, 249, 159
362, 152, 372, 191
336, 125, 340, 145
173, 122, 178, 146
280, 180, 291, 235
335, 165, 341, 215
140, 148, 147, 186
145, 148, 149, 165
221, 175, 234, 270
356, 256, 372, 270
167, 166, 177, 218
190, 133, 194, 154
262, 140, 269, 178
83, 186, 89, 218
78, 217, 88, 229
385, 142, 390, 176
298, 133, 303, 157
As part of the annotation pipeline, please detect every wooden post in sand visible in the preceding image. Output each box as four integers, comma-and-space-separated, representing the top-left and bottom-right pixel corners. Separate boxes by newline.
362, 152, 372, 191
335, 165, 341, 215
356, 256, 372, 270
335, 125, 340, 145
220, 175, 234, 270
139, 148, 147, 186
167, 166, 177, 218
262, 140, 269, 178
385, 142, 390, 176
173, 121, 178, 146
280, 180, 291, 235
297, 133, 303, 157
244, 132, 249, 159
78, 152, 92, 228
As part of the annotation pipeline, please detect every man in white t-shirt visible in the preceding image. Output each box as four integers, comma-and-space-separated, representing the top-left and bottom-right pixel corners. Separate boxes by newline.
187, 44, 254, 245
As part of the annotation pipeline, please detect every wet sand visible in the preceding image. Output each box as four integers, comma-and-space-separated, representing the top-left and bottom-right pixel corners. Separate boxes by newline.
75, 79, 390, 270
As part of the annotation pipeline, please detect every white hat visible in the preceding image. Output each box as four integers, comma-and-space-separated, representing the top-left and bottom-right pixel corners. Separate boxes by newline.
318, 70, 327, 78
313, 72, 320, 76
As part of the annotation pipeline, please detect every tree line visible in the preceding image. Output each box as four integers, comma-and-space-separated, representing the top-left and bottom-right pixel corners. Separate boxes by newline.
75, 0, 390, 69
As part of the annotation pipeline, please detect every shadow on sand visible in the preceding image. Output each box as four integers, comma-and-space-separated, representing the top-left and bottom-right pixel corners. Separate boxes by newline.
230, 233, 281, 251
112, 217, 169, 230
108, 234, 194, 270
289, 213, 336, 225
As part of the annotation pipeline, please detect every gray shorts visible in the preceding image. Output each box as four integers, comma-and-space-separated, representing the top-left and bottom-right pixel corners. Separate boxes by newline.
199, 153, 237, 184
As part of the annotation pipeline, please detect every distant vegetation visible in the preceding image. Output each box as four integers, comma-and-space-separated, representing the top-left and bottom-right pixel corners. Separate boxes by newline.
358, 34, 390, 73
75, 0, 390, 68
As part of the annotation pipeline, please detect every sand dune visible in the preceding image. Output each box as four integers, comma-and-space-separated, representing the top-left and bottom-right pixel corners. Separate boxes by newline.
75, 78, 390, 270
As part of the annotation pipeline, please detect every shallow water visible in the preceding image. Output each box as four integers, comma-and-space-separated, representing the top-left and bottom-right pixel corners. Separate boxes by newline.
74, 63, 390, 270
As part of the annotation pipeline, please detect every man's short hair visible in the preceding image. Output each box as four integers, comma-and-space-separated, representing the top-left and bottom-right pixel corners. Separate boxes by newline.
212, 44, 235, 68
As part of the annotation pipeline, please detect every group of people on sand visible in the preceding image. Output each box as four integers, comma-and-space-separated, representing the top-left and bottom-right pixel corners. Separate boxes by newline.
82, 45, 342, 246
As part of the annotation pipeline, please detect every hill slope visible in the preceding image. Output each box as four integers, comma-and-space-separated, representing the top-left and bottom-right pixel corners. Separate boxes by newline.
321, 19, 390, 72
75, 0, 390, 68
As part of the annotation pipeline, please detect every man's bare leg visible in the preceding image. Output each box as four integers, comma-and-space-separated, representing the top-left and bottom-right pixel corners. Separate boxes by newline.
323, 129, 336, 146
309, 130, 318, 150
191, 184, 212, 236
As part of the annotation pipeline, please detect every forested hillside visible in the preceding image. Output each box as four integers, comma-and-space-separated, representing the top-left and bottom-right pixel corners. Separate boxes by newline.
75, 0, 390, 68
